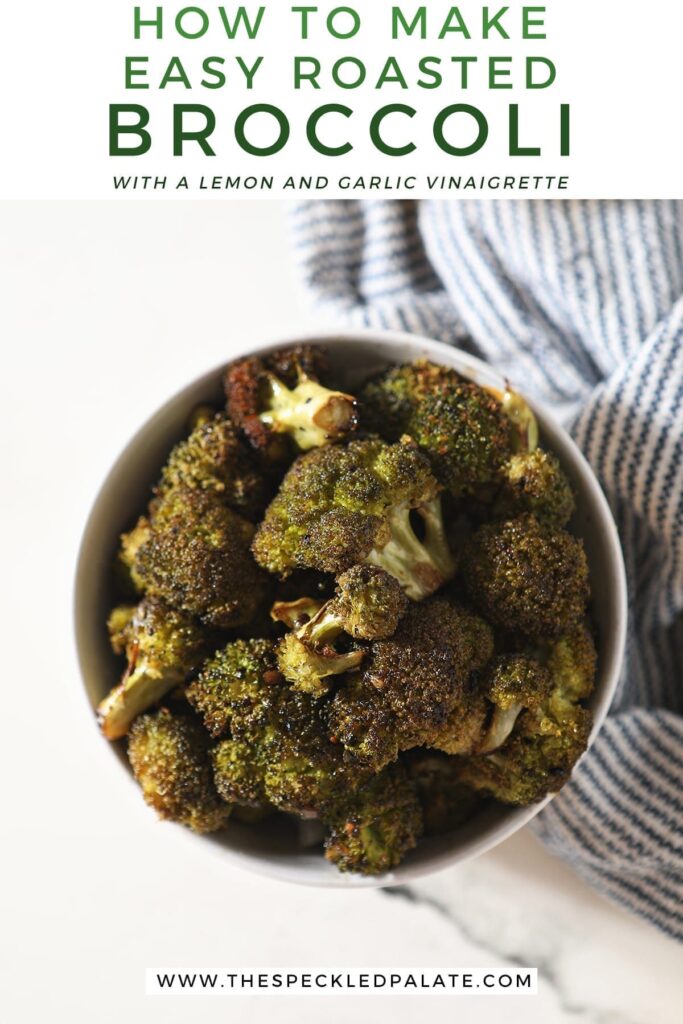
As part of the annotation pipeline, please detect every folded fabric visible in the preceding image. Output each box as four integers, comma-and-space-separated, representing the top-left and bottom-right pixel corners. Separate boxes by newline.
291, 199, 683, 941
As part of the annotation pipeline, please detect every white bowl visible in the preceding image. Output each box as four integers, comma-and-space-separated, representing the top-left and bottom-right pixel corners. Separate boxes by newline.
74, 330, 627, 888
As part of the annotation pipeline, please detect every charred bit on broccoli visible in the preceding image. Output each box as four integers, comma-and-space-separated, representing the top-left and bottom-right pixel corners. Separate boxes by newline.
225, 345, 358, 461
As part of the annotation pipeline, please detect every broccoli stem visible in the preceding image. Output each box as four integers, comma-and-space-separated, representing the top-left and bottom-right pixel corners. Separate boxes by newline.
365, 499, 455, 601
270, 597, 327, 630
259, 373, 357, 450
478, 703, 523, 754
97, 659, 182, 740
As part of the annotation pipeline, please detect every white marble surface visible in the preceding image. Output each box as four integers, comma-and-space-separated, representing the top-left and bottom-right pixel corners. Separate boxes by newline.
1, 201, 681, 1024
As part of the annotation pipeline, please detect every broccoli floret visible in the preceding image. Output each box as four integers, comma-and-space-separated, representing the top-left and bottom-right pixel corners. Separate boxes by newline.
225, 345, 358, 460
324, 673, 401, 771
494, 450, 575, 527
326, 600, 493, 770
211, 738, 267, 806
462, 514, 590, 638
406, 751, 482, 834
98, 598, 209, 740
132, 486, 271, 629
332, 565, 410, 640
547, 622, 597, 702
360, 361, 513, 496
275, 567, 408, 696
117, 516, 152, 594
425, 690, 491, 756
457, 697, 592, 806
252, 438, 455, 600
190, 640, 365, 815
323, 763, 423, 875
477, 655, 553, 754
156, 412, 269, 521
186, 638, 281, 739
259, 687, 368, 816
127, 708, 231, 832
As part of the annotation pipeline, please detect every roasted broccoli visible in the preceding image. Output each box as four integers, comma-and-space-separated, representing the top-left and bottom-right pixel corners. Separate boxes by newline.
252, 438, 455, 600
186, 638, 281, 739
463, 514, 590, 638
456, 631, 594, 805
117, 515, 152, 594
457, 696, 592, 806
546, 622, 597, 702
275, 567, 408, 696
360, 361, 513, 496
323, 763, 423, 875
493, 449, 575, 527
98, 598, 209, 740
406, 751, 482, 834
326, 599, 493, 770
127, 708, 231, 832
211, 738, 267, 806
156, 412, 269, 521
477, 655, 553, 753
190, 639, 366, 815
225, 345, 357, 461
131, 486, 271, 629
104, 350, 597, 874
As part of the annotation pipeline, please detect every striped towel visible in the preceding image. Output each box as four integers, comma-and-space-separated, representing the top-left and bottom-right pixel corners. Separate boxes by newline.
291, 199, 683, 941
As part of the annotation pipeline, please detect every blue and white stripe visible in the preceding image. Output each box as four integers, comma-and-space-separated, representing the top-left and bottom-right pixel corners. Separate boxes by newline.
291, 199, 683, 941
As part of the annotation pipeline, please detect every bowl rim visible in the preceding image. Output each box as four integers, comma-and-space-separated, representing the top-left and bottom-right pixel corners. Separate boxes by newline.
73, 327, 628, 888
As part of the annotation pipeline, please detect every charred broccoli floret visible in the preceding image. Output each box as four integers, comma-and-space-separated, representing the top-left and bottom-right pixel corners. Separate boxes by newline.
360, 361, 513, 496
477, 655, 553, 753
547, 622, 597, 702
463, 514, 590, 638
323, 763, 423, 875
331, 565, 410, 640
494, 450, 575, 527
211, 738, 267, 806
225, 345, 357, 460
326, 600, 493, 770
425, 688, 491, 756
191, 640, 365, 815
252, 438, 455, 600
457, 697, 592, 806
406, 751, 482, 834
98, 598, 209, 740
127, 708, 231, 832
156, 412, 269, 520
186, 638, 281, 739
117, 516, 152, 594
275, 567, 409, 696
132, 486, 271, 629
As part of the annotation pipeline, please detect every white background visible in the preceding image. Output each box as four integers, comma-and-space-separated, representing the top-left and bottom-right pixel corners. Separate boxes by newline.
2, 1, 683, 198
1, 200, 682, 1023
